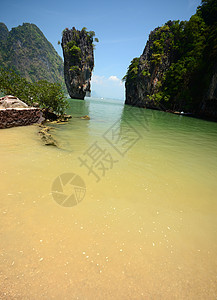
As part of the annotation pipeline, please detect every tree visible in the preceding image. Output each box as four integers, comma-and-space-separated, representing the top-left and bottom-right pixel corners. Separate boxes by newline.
123, 57, 140, 82
0, 68, 68, 114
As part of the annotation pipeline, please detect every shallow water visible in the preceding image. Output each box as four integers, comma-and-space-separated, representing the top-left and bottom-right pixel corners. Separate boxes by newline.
1, 98, 217, 299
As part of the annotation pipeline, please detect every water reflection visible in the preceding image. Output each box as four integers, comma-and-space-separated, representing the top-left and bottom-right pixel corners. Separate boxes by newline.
67, 98, 90, 117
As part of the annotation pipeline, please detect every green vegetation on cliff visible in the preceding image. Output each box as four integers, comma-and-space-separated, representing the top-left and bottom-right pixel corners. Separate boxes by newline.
61, 27, 97, 99
124, 0, 217, 115
0, 22, 65, 90
122, 58, 139, 82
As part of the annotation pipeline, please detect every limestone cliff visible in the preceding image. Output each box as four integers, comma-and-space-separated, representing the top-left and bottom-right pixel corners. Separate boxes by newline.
124, 0, 217, 120
125, 23, 175, 109
200, 64, 217, 118
61, 27, 95, 100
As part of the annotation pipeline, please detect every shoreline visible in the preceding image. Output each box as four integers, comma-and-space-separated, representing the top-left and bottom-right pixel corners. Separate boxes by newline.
125, 103, 217, 123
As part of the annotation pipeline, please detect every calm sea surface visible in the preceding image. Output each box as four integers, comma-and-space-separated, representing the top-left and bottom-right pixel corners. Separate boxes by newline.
1, 97, 217, 299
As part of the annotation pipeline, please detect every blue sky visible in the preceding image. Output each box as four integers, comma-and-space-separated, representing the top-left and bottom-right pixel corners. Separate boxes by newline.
0, 0, 201, 99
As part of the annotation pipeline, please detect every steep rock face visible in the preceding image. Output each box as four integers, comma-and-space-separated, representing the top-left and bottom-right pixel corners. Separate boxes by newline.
125, 22, 217, 119
125, 24, 175, 108
125, 0, 217, 120
0, 23, 64, 87
61, 27, 94, 99
208, 66, 217, 100
200, 65, 217, 118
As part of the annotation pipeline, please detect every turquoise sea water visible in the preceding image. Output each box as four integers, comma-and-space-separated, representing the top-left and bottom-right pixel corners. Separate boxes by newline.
0, 97, 217, 299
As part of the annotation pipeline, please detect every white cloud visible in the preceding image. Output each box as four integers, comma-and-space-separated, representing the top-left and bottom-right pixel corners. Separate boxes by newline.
108, 75, 123, 86
91, 74, 124, 99
91, 75, 105, 85
109, 75, 119, 82
92, 74, 123, 86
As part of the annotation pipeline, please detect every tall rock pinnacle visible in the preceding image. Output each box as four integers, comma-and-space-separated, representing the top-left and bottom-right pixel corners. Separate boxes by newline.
61, 27, 95, 99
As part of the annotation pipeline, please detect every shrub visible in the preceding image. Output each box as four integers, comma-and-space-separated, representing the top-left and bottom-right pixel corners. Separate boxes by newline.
0, 68, 68, 115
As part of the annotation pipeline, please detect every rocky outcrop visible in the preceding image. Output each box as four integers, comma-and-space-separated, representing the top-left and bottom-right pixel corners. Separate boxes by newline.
207, 66, 217, 101
124, 12, 217, 120
199, 65, 217, 120
0, 95, 43, 129
61, 27, 94, 99
38, 125, 58, 146
0, 107, 42, 129
125, 23, 175, 109
0, 95, 28, 109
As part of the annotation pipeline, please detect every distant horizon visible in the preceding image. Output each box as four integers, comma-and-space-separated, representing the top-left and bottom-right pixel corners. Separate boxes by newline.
85, 95, 125, 102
